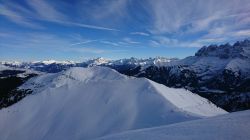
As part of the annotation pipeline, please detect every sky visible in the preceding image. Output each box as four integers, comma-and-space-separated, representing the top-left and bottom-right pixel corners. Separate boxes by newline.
0, 0, 250, 61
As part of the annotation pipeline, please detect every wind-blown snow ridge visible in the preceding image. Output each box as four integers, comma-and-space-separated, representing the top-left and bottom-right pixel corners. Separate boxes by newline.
0, 67, 226, 140
148, 81, 225, 117
20, 67, 127, 92
62, 67, 126, 81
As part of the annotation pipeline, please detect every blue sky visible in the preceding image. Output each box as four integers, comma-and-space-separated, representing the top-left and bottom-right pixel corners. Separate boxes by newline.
0, 0, 250, 61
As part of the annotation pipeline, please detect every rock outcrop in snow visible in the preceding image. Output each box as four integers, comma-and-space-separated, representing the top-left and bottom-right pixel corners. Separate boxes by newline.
0, 67, 226, 140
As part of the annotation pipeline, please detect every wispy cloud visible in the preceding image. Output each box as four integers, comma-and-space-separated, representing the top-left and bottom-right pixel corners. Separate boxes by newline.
151, 36, 213, 48
70, 40, 98, 46
1, 0, 250, 58
82, 0, 129, 21
152, 36, 179, 47
72, 40, 123, 47
72, 47, 127, 54
233, 29, 250, 37
65, 21, 120, 31
130, 32, 150, 36
0, 0, 119, 31
70, 47, 106, 54
0, 4, 42, 28
123, 37, 140, 44
132, 0, 250, 48
26, 0, 66, 21
0, 31, 128, 56
145, 0, 250, 42
100, 41, 120, 47
149, 40, 160, 47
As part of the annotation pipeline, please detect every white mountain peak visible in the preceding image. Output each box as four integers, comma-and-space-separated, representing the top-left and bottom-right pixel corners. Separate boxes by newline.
1, 66, 226, 140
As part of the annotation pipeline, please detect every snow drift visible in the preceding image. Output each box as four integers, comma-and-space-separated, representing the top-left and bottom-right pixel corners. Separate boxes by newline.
0, 67, 226, 140
97, 110, 250, 140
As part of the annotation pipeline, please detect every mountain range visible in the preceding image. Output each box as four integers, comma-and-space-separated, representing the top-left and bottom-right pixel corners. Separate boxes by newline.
0, 39, 250, 140
1, 40, 249, 112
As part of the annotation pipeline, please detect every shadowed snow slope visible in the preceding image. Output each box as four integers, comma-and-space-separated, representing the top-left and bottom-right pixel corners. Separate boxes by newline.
0, 67, 226, 140
96, 110, 250, 140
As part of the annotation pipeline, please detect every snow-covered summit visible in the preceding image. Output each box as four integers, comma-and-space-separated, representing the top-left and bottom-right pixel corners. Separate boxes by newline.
110, 57, 175, 66
0, 67, 226, 140
85, 57, 110, 66
0, 61, 22, 66
63, 67, 125, 81
39, 60, 75, 65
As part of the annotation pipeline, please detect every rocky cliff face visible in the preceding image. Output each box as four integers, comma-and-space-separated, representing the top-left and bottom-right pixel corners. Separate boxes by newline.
195, 40, 250, 59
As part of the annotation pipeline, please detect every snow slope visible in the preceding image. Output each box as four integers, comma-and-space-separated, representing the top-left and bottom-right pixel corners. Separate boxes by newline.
0, 64, 41, 78
97, 110, 250, 140
0, 67, 226, 140
0, 64, 12, 71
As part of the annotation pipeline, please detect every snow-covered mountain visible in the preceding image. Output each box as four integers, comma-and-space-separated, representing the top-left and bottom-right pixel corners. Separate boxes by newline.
97, 109, 250, 140
1, 60, 77, 73
0, 67, 226, 140
0, 57, 176, 73
135, 40, 250, 87
1, 39, 249, 111
131, 40, 250, 111
0, 64, 40, 109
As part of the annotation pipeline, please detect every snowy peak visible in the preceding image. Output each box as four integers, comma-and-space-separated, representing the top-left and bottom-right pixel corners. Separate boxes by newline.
21, 67, 126, 93
110, 57, 175, 66
61, 67, 126, 82
39, 60, 75, 65
85, 57, 110, 66
20, 66, 226, 118
0, 61, 22, 66
2, 67, 226, 140
195, 39, 250, 59
177, 40, 250, 79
